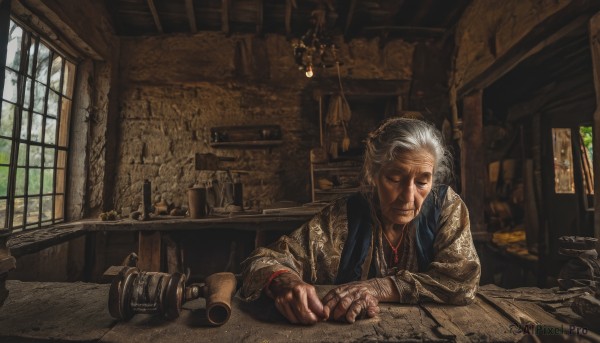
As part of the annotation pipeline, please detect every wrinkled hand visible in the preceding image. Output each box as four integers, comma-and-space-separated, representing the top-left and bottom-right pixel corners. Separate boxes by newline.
322, 278, 397, 323
266, 272, 327, 325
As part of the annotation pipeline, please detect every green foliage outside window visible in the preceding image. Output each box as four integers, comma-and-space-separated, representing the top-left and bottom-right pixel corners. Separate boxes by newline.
580, 126, 593, 162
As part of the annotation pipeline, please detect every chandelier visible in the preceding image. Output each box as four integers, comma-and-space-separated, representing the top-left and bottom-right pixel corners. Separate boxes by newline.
292, 6, 342, 78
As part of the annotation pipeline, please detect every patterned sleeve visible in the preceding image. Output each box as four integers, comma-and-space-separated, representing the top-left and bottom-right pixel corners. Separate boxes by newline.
391, 188, 481, 305
239, 199, 348, 301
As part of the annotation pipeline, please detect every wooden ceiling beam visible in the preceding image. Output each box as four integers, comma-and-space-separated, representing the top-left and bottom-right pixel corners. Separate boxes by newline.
363, 26, 445, 35
457, 0, 600, 98
256, 0, 263, 35
344, 0, 357, 39
387, 0, 406, 22
222, 0, 230, 35
439, 0, 470, 28
146, 0, 163, 34
407, 0, 432, 26
185, 0, 197, 33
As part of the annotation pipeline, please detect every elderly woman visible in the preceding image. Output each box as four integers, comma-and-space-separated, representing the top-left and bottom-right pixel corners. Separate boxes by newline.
240, 118, 481, 325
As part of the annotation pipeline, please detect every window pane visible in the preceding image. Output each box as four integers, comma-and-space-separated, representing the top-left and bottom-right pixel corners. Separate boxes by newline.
44, 148, 55, 167
42, 195, 52, 221
62, 61, 75, 96
56, 168, 64, 193
54, 194, 63, 220
44, 117, 56, 144
50, 55, 62, 91
31, 113, 42, 142
27, 196, 39, 223
13, 197, 24, 227
580, 126, 593, 164
36, 43, 50, 83
0, 102, 15, 137
29, 145, 41, 167
0, 199, 6, 229
0, 138, 11, 164
20, 109, 29, 139
33, 81, 45, 113
28, 168, 40, 195
3, 69, 18, 102
23, 77, 32, 109
42, 169, 53, 194
1, 22, 76, 230
15, 167, 25, 196
0, 166, 7, 196
579, 126, 594, 195
6, 22, 23, 71
47, 90, 58, 117
552, 128, 575, 194
58, 98, 71, 147
27, 40, 35, 77
17, 143, 26, 166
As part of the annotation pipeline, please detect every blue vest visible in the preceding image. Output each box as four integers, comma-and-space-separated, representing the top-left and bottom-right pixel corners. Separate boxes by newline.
335, 185, 449, 284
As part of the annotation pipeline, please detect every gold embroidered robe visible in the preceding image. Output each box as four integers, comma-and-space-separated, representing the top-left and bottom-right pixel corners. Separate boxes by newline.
240, 187, 481, 305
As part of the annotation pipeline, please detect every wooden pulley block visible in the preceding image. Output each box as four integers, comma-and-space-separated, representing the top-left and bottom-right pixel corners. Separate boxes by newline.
108, 267, 237, 326
108, 267, 185, 321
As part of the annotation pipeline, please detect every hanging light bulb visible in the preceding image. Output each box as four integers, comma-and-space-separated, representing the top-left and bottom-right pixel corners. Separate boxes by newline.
305, 65, 314, 78
292, 4, 342, 77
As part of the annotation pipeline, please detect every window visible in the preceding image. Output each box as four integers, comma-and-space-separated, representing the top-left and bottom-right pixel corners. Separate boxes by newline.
552, 128, 575, 194
1, 19, 75, 232
579, 125, 594, 195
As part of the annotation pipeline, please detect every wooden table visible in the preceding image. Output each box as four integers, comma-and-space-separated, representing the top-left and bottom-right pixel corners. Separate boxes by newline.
8, 210, 318, 272
1, 281, 598, 343
86, 213, 316, 272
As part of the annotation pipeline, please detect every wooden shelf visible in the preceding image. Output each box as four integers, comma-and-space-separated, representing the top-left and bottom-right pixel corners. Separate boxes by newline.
209, 140, 283, 148
311, 160, 361, 202
315, 187, 359, 194
210, 124, 282, 148
312, 166, 360, 172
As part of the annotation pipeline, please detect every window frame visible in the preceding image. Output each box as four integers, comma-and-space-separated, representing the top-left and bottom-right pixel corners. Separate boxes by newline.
1, 17, 76, 233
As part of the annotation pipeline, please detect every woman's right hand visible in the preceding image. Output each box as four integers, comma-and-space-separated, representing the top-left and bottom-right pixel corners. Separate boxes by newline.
266, 272, 327, 325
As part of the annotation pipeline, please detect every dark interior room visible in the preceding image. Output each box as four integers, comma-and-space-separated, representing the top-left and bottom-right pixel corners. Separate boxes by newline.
0, 0, 599, 341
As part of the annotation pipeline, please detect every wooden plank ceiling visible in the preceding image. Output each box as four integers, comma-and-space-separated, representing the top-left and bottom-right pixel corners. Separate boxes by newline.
107, 0, 470, 40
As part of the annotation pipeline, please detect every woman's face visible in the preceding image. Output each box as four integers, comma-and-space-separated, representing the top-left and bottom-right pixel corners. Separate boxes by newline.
374, 149, 435, 226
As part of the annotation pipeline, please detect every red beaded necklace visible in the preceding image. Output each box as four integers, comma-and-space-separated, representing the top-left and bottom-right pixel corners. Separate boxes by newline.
383, 223, 408, 265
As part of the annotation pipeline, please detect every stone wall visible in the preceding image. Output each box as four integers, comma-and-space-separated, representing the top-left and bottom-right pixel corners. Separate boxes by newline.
450, 0, 570, 93
86, 57, 120, 217
115, 33, 415, 211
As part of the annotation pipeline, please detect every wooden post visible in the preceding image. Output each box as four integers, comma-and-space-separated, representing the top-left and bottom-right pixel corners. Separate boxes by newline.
222, 0, 230, 35
461, 90, 486, 238
184, 0, 197, 33
589, 12, 600, 239
254, 230, 267, 249
0, 0, 15, 307
138, 231, 162, 272
255, 0, 263, 35
285, 0, 293, 37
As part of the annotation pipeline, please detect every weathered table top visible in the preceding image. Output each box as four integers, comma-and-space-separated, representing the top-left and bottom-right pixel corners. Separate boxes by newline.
1, 281, 598, 342
7, 211, 319, 257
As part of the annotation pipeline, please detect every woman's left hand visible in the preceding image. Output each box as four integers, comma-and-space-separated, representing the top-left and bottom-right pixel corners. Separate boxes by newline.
321, 277, 398, 323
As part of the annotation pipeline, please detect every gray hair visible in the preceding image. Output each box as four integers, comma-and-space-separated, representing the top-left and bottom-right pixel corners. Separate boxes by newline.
361, 117, 453, 191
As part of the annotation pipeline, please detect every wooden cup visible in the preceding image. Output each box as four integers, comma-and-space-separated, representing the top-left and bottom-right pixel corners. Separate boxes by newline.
188, 187, 208, 218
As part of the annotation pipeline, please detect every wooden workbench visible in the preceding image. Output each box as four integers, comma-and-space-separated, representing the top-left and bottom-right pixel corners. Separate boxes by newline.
89, 214, 315, 272
7, 211, 318, 273
1, 281, 598, 342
